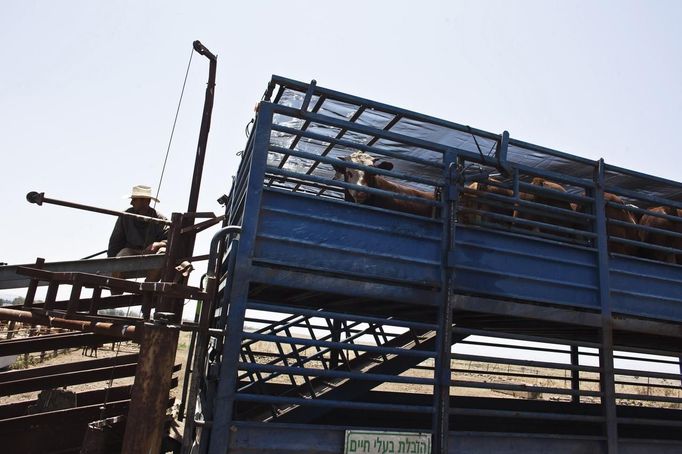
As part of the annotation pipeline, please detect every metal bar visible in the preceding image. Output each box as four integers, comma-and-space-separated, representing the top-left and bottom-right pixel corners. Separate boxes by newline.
22, 257, 44, 309
269, 144, 443, 187
242, 331, 435, 359
179, 214, 224, 235
66, 276, 82, 318
247, 301, 438, 331
614, 393, 682, 405
207, 102, 275, 454
594, 159, 619, 454
181, 226, 241, 451
616, 415, 682, 427
0, 255, 165, 290
25, 191, 171, 224
0, 362, 138, 395
452, 352, 600, 373
271, 123, 444, 170
434, 155, 457, 454
451, 379, 601, 397
451, 407, 605, 423
89, 286, 101, 315
272, 103, 454, 157
0, 307, 137, 340
0, 353, 139, 382
121, 321, 180, 454
450, 325, 602, 348
571, 345, 580, 404
269, 75, 501, 143
0, 332, 112, 356
266, 166, 441, 209
186, 40, 217, 218
234, 392, 434, 414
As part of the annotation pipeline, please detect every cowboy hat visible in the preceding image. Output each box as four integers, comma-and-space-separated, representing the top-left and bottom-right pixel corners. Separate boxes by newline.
128, 185, 160, 203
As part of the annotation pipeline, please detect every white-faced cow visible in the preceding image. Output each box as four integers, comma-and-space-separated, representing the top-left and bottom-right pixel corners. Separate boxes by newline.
332, 151, 437, 217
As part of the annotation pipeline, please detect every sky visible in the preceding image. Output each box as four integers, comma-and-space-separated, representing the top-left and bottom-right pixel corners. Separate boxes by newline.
1, 0, 680, 269
0, 1, 680, 372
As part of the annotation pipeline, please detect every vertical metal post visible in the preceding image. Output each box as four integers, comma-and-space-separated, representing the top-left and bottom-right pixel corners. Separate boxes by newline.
184, 41, 217, 260
593, 159, 619, 453
122, 212, 186, 453
206, 103, 274, 454
121, 320, 180, 454
330, 319, 342, 369
23, 257, 44, 309
432, 152, 458, 453
186, 41, 217, 217
157, 213, 185, 321
570, 345, 580, 404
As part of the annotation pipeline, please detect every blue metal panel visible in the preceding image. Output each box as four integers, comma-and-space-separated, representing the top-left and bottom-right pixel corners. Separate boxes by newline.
254, 189, 442, 287
610, 256, 682, 322
452, 227, 600, 309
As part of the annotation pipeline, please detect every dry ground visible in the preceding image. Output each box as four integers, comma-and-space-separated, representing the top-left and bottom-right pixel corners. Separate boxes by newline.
2, 331, 680, 414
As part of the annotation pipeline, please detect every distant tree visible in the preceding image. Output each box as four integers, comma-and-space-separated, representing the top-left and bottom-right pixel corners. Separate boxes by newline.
12, 297, 25, 305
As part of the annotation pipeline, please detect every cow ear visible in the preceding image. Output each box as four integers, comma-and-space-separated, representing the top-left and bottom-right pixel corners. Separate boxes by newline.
332, 156, 347, 174
375, 161, 394, 171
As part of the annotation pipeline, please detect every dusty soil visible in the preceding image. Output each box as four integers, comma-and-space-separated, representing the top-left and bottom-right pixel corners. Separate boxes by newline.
0, 330, 192, 408
2, 329, 680, 414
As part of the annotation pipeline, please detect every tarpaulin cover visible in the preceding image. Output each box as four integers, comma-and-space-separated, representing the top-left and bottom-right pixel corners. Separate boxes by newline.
266, 77, 682, 206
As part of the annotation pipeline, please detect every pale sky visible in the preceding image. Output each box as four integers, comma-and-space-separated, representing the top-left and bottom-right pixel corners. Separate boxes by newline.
1, 0, 681, 273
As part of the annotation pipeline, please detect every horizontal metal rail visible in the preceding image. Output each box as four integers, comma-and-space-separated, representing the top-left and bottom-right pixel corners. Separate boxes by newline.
0, 332, 113, 356
452, 352, 602, 374
451, 379, 602, 398
451, 407, 605, 423
271, 124, 445, 171
451, 326, 602, 349
235, 391, 434, 414
239, 362, 435, 386
248, 301, 438, 331
266, 166, 441, 210
0, 255, 165, 290
269, 144, 443, 188
261, 204, 442, 241
243, 332, 435, 360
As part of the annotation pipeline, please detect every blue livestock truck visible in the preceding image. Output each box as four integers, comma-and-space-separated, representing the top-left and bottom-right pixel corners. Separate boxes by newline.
184, 76, 682, 454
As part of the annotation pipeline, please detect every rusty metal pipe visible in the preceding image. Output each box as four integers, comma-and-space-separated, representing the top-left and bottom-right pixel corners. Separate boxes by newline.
26, 191, 171, 225
183, 40, 218, 262
0, 307, 137, 340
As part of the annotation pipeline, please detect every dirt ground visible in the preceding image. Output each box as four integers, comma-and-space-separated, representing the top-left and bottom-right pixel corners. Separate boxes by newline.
0, 330, 192, 409
2, 330, 680, 414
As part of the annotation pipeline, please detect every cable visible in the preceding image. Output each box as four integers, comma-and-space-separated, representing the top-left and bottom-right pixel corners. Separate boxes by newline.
153, 45, 195, 208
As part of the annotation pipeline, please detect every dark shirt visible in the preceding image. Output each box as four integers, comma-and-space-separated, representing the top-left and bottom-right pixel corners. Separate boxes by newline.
107, 207, 169, 257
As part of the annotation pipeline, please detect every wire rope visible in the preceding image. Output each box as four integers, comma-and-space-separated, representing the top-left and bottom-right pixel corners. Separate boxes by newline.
153, 46, 195, 208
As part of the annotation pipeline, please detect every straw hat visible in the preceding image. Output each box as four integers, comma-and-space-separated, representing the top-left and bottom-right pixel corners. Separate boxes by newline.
129, 185, 160, 203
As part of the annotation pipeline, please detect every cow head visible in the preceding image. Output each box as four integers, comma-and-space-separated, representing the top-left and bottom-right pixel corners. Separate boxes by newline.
332, 151, 393, 203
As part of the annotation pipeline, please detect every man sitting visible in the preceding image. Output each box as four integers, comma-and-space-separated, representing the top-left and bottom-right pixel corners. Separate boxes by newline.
107, 185, 169, 285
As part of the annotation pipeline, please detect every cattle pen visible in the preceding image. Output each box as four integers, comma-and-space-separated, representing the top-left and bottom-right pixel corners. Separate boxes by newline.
1, 73, 682, 454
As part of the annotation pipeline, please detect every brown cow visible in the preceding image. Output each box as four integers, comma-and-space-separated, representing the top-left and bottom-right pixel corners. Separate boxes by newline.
332, 151, 437, 217
603, 193, 639, 256
514, 177, 579, 238
458, 177, 514, 226
638, 206, 682, 263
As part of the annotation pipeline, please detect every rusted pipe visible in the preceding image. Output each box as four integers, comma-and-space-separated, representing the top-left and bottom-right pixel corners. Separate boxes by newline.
0, 307, 138, 340
26, 191, 171, 225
